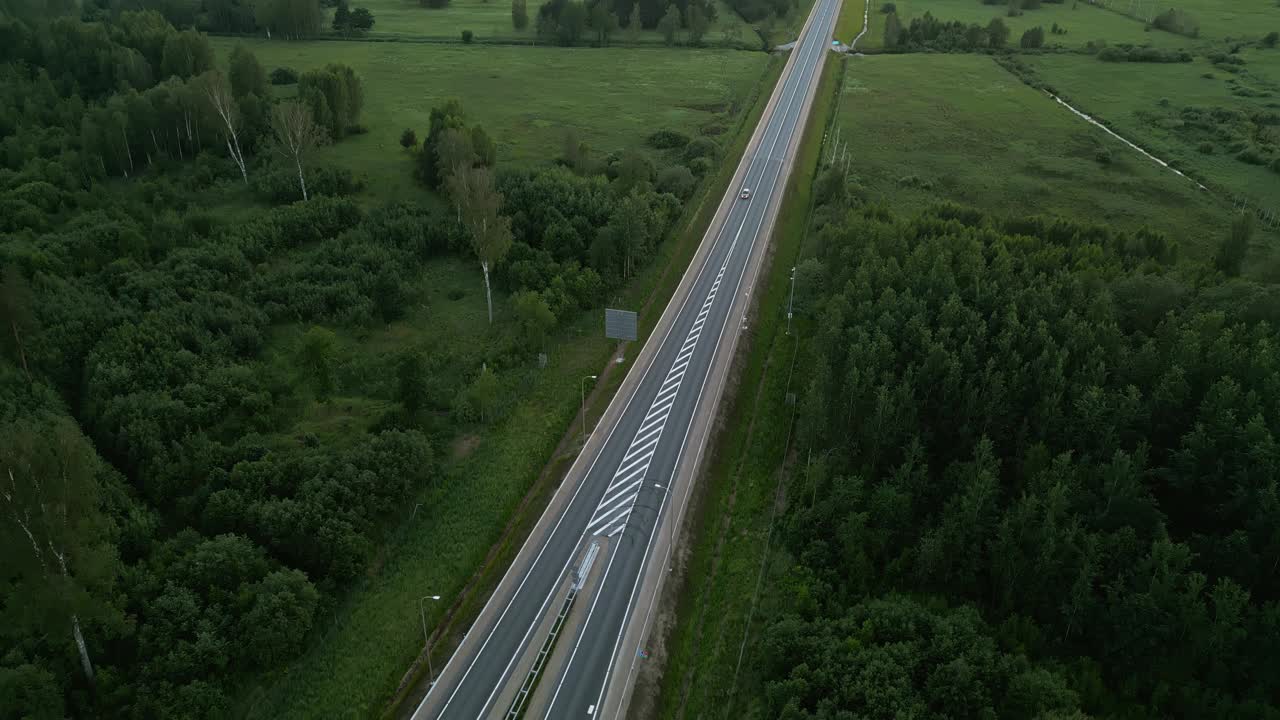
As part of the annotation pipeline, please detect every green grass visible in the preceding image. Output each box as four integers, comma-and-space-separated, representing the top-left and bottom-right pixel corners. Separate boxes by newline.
834, 0, 867, 44
1087, 0, 1279, 43
862, 0, 1194, 50
232, 48, 784, 720
323, 0, 756, 45
650, 53, 841, 720
1023, 52, 1280, 221
834, 53, 1274, 264
212, 38, 769, 202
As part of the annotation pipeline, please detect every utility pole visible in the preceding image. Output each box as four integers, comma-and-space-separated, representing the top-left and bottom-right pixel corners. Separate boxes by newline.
786, 266, 796, 335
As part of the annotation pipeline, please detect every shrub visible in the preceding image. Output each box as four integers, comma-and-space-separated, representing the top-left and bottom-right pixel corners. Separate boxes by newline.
687, 157, 714, 176
684, 137, 719, 161
1095, 145, 1113, 165
656, 165, 696, 198
1020, 26, 1044, 48
1152, 8, 1198, 37
461, 29, 474, 42
1237, 147, 1269, 165
647, 129, 692, 149
1097, 45, 1191, 62
270, 67, 299, 85
1198, 141, 1215, 154
880, 2, 896, 11
1264, 31, 1278, 47
252, 165, 366, 203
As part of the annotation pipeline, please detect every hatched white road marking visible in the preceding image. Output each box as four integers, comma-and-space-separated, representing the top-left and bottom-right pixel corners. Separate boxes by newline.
583, 258, 731, 538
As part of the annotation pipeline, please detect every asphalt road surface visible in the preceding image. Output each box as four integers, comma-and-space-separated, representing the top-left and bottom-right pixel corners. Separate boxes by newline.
413, 0, 841, 715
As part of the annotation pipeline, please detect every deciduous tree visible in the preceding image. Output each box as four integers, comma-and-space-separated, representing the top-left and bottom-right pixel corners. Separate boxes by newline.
270, 100, 328, 201
449, 166, 513, 323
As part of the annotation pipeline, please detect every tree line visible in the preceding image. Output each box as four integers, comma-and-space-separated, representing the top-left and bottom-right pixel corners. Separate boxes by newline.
751, 181, 1280, 717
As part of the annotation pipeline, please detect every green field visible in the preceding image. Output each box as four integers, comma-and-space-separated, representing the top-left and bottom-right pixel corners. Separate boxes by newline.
862, 0, 1197, 50
1023, 52, 1280, 220
323, 0, 757, 44
1087, 0, 1279, 42
833, 53, 1275, 265
212, 38, 770, 201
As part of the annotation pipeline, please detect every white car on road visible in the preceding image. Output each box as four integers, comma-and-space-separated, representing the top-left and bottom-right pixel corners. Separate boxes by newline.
739, 188, 751, 200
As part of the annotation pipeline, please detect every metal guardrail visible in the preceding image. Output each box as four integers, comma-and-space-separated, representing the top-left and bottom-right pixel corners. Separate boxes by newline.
504, 540, 601, 718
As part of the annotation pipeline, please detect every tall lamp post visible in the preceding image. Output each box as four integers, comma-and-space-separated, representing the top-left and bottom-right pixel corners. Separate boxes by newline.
581, 375, 598, 439
420, 595, 442, 684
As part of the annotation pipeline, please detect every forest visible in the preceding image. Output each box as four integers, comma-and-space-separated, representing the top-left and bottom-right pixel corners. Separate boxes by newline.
755, 175, 1280, 717
0, 3, 710, 717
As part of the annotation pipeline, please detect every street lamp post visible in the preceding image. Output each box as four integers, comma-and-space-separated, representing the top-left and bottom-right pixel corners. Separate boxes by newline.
581, 375, 598, 439
786, 266, 796, 336
420, 595, 442, 684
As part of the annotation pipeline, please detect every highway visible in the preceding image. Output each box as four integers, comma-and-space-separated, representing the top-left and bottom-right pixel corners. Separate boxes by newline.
412, 0, 841, 715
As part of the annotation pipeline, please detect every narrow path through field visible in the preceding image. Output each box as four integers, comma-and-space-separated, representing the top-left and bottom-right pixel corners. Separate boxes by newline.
1045, 90, 1209, 192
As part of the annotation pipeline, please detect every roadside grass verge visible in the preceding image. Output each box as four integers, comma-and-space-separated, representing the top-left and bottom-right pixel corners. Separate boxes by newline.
210, 38, 769, 203
233, 51, 785, 720
650, 52, 842, 720
833, 0, 866, 45
835, 53, 1274, 265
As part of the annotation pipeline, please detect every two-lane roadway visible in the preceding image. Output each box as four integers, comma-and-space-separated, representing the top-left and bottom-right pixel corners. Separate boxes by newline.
413, 0, 842, 714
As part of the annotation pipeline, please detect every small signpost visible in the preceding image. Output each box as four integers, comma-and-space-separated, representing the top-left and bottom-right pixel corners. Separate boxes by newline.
605, 308, 638, 364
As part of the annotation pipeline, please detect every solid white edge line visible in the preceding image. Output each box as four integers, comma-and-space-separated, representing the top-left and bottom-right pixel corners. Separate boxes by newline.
589, 0, 840, 716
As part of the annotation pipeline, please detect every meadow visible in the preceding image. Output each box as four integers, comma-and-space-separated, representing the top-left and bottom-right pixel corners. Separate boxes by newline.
831, 53, 1276, 267
1024, 51, 1280, 227
324, 0, 757, 44
211, 38, 770, 201
1085, 0, 1278, 43
860, 0, 1209, 50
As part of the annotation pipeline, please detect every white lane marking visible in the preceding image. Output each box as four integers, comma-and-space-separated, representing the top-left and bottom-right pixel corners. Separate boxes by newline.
597, 481, 643, 515
620, 435, 660, 464
584, 0, 843, 716
586, 497, 637, 534
631, 422, 664, 450
605, 463, 650, 494
642, 398, 676, 424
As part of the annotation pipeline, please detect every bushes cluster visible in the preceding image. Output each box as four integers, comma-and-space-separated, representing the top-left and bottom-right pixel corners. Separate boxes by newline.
1097, 44, 1192, 62
252, 163, 365, 203
1151, 7, 1199, 37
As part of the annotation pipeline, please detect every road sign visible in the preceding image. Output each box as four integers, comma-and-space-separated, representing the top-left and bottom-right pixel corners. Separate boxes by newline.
605, 308, 638, 342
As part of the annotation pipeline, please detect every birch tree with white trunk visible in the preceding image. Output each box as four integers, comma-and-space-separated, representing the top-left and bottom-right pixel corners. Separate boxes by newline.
203, 70, 249, 183
270, 100, 328, 201
448, 166, 512, 324
1, 415, 122, 687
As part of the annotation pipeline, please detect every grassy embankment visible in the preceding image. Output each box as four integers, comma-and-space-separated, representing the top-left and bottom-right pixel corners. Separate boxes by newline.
651, 50, 843, 720
232, 45, 787, 720
211, 38, 769, 203
833, 0, 866, 44
832, 53, 1277, 266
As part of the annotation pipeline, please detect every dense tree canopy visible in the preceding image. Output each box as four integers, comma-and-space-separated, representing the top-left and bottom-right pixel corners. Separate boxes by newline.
759, 191, 1280, 718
